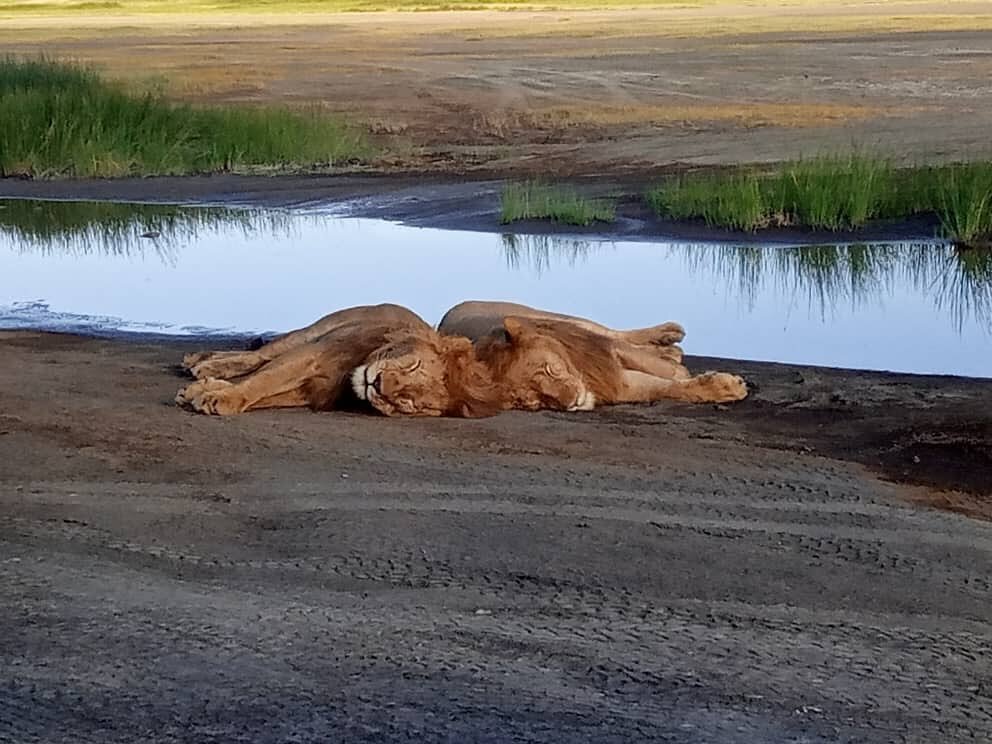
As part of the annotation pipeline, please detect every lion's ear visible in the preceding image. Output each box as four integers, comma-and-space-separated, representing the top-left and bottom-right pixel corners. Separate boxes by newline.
503, 316, 529, 342
440, 335, 474, 356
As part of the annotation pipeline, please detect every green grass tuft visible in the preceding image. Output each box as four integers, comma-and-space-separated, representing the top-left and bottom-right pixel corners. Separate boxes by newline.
647, 155, 992, 247
647, 172, 766, 232
930, 164, 992, 247
773, 154, 895, 230
0, 57, 374, 178
500, 181, 615, 226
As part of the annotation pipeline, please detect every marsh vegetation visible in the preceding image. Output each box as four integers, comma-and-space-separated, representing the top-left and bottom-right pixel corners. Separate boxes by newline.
500, 181, 616, 226
0, 58, 372, 178
648, 156, 992, 247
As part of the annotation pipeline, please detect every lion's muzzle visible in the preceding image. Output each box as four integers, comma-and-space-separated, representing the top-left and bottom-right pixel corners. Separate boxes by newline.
351, 364, 371, 401
566, 389, 596, 411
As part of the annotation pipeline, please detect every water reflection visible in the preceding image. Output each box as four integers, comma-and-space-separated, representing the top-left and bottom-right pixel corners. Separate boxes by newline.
0, 199, 989, 376
501, 233, 603, 275
679, 243, 992, 332
0, 199, 294, 263
499, 234, 992, 332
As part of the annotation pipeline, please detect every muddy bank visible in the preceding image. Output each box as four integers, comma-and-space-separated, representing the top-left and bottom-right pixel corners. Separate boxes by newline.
2, 328, 990, 515
0, 173, 947, 245
1, 329, 991, 743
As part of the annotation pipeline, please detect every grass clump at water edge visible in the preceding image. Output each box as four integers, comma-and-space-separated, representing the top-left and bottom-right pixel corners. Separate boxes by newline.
647, 155, 992, 247
648, 154, 899, 232
0, 57, 374, 178
930, 164, 992, 247
500, 181, 615, 226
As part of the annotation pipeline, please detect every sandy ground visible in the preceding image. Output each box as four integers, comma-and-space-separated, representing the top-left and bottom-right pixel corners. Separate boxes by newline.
1, 331, 991, 742
3, 1, 992, 175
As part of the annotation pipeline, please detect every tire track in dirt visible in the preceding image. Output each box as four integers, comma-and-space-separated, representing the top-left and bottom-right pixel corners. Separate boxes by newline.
2, 335, 991, 742
0, 468, 992, 741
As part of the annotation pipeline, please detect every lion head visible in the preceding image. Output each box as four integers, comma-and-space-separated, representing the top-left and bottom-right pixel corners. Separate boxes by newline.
474, 317, 600, 412
351, 329, 501, 418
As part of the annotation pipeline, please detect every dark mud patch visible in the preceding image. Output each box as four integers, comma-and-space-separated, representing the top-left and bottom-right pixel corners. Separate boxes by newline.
666, 355, 992, 520
0, 173, 947, 245
5, 326, 990, 519
872, 423, 992, 504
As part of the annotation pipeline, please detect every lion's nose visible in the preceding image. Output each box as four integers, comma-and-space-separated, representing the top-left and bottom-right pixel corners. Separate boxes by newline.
371, 372, 383, 395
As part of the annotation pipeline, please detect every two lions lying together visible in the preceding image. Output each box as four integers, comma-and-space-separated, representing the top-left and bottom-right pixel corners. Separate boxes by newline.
176, 301, 748, 417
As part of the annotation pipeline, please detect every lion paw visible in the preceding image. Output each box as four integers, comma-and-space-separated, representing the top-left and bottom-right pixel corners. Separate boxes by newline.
652, 322, 686, 345
182, 351, 217, 371
699, 372, 749, 403
175, 378, 244, 416
627, 322, 686, 347
189, 353, 264, 381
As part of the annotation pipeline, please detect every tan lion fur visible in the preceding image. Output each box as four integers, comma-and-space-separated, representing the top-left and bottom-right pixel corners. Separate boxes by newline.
442, 303, 748, 410
176, 301, 747, 418
176, 304, 502, 418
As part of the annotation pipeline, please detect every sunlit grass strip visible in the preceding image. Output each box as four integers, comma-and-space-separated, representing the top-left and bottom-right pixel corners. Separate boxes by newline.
647, 156, 992, 246
0, 57, 374, 178
0, 0, 709, 14
500, 181, 615, 226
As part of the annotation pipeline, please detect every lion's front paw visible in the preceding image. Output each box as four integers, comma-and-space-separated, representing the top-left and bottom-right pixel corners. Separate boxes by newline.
700, 372, 749, 403
189, 353, 263, 381
175, 378, 244, 416
182, 351, 216, 371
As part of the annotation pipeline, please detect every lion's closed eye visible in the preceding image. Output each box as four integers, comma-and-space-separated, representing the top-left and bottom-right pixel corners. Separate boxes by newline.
543, 361, 566, 379
405, 359, 423, 373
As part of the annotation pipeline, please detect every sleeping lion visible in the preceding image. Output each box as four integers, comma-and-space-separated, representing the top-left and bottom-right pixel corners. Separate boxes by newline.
438, 301, 747, 411
176, 303, 499, 418
176, 301, 747, 417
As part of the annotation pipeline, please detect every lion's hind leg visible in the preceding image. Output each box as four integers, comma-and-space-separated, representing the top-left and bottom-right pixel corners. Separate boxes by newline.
677, 371, 749, 403
614, 344, 690, 381
617, 370, 748, 405
650, 343, 684, 365
621, 322, 686, 347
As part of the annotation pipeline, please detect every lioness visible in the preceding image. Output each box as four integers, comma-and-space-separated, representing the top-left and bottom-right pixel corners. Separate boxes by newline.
438, 301, 748, 410
176, 303, 500, 417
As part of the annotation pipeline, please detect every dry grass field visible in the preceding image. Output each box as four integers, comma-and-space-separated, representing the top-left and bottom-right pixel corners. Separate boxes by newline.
3, 0, 992, 174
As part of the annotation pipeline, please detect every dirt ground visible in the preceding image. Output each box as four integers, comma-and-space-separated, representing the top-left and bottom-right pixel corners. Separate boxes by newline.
3, 2, 992, 741
3, 1, 992, 175
1, 330, 990, 742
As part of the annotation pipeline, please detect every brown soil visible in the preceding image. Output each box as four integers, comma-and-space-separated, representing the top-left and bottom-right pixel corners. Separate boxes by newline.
1, 330, 991, 742
2, 2, 992, 176
3, 3, 992, 740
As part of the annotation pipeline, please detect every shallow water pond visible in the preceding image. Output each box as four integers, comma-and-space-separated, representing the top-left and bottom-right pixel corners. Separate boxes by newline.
0, 199, 989, 378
